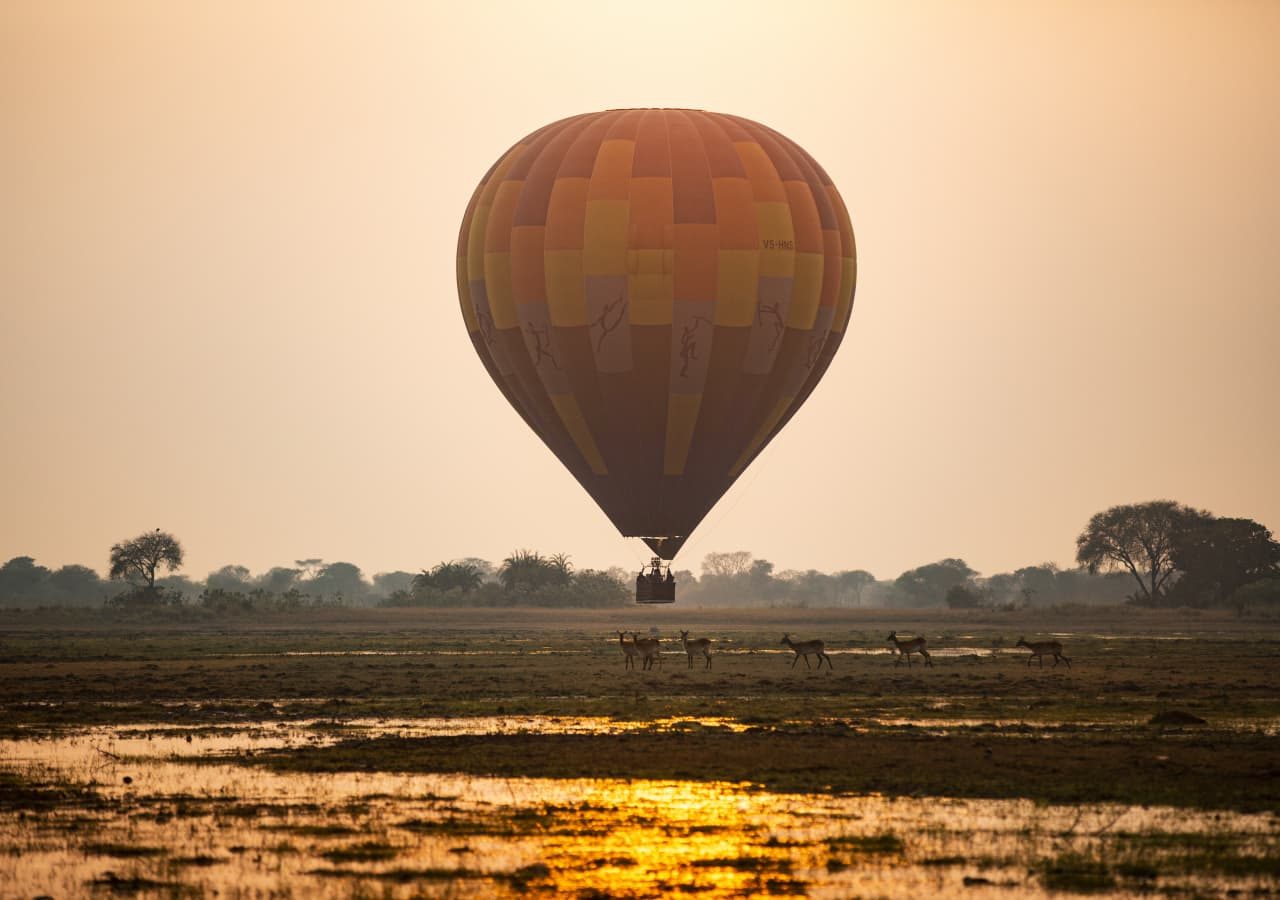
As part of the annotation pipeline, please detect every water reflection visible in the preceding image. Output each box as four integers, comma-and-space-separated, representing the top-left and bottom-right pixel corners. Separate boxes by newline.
1, 724, 1276, 898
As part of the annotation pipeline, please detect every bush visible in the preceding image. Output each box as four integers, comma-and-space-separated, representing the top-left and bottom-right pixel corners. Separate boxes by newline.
197, 587, 341, 614
106, 586, 184, 609
944, 584, 984, 609
380, 569, 627, 608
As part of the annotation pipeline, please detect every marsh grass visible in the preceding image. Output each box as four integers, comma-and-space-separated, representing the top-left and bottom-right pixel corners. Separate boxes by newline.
305, 861, 551, 888
88, 873, 190, 894
0, 770, 104, 812
239, 728, 1280, 811
168, 855, 225, 867
83, 842, 167, 858
1106, 831, 1280, 878
1037, 853, 1116, 892
319, 841, 400, 863
260, 823, 360, 836
826, 831, 904, 853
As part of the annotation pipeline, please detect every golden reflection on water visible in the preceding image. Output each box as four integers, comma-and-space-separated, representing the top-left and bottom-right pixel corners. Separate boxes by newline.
2, 725, 1278, 898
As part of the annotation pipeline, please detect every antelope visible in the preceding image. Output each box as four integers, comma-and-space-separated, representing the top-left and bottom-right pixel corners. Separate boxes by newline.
1016, 636, 1071, 668
679, 630, 713, 670
631, 632, 663, 671
887, 631, 933, 667
781, 634, 831, 670
617, 630, 639, 670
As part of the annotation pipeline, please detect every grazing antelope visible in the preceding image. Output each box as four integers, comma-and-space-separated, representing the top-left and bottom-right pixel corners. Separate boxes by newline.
631, 632, 663, 671
617, 630, 639, 670
887, 631, 933, 667
781, 634, 831, 670
679, 630, 713, 670
1016, 636, 1071, 668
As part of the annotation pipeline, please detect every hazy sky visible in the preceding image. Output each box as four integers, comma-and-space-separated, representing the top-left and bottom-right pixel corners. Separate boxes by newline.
3, 1, 1278, 582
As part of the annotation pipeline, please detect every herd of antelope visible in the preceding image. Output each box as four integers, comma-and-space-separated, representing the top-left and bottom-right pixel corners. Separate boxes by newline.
614, 630, 1072, 671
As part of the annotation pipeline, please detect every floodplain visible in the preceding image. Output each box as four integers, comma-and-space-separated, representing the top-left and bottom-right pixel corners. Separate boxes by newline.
1, 606, 1277, 896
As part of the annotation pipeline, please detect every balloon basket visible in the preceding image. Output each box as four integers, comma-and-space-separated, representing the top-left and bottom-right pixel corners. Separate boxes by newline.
635, 556, 676, 604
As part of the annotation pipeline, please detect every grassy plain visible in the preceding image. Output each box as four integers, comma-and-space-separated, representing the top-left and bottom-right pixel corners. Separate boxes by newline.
2, 605, 1279, 810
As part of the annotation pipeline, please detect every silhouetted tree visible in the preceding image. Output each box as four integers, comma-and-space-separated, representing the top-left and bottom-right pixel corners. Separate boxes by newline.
945, 584, 983, 609
498, 550, 569, 592
206, 564, 253, 592
701, 551, 753, 578
0, 556, 52, 604
549, 568, 627, 607
834, 570, 876, 606
294, 558, 324, 580
1076, 500, 1210, 604
372, 570, 415, 598
894, 558, 976, 607
1169, 517, 1280, 607
1233, 576, 1280, 615
1014, 564, 1061, 605
413, 561, 483, 595
455, 557, 496, 582
307, 562, 367, 603
47, 564, 104, 603
109, 530, 183, 590
258, 567, 302, 593
550, 553, 574, 583
155, 574, 202, 602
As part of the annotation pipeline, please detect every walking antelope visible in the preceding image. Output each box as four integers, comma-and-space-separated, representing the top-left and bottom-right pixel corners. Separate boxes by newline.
617, 630, 639, 670
679, 630, 713, 670
781, 634, 831, 670
1016, 636, 1071, 668
887, 631, 933, 667
631, 632, 663, 671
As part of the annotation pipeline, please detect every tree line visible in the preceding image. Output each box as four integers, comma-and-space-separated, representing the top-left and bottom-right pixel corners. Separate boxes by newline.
1, 500, 1276, 613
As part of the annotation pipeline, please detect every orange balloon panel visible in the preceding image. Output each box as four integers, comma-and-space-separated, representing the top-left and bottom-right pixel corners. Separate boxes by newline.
457, 110, 856, 559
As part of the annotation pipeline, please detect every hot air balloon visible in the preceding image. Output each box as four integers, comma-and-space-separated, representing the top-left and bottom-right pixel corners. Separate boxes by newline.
457, 109, 856, 603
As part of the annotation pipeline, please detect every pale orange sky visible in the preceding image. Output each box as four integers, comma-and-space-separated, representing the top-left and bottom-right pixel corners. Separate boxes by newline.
3, 1, 1278, 582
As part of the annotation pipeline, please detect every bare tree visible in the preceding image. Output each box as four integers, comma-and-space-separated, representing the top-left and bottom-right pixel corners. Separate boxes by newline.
701, 551, 753, 578
1075, 500, 1210, 604
109, 529, 183, 590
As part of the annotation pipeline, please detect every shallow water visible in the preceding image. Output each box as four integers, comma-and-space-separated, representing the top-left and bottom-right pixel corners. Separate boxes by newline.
3, 722, 1278, 898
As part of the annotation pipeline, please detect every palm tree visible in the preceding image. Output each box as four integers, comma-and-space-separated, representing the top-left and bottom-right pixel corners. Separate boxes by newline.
498, 550, 562, 592
413, 561, 482, 596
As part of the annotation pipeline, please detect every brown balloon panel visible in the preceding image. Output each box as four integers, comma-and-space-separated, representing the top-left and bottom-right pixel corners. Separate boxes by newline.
457, 109, 856, 561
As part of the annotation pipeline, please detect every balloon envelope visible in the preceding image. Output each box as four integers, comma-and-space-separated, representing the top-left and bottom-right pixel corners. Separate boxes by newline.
457, 109, 856, 559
